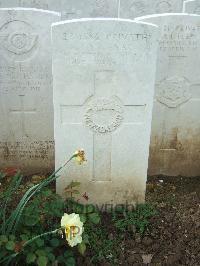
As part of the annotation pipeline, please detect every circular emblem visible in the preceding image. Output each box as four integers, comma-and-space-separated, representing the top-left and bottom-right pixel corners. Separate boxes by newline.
0, 20, 38, 61
84, 97, 124, 134
157, 76, 191, 108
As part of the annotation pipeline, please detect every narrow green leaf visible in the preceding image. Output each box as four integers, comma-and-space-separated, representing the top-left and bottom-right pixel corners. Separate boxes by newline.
78, 242, 86, 255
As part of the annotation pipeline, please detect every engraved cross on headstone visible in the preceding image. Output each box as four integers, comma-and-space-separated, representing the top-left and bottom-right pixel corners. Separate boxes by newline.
61, 70, 146, 182
9, 94, 36, 137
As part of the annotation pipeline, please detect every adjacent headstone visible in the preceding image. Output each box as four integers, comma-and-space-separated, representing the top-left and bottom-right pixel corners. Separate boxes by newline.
52, 18, 158, 205
119, 0, 184, 19
61, 0, 119, 20
183, 0, 200, 14
0, 0, 61, 12
136, 14, 200, 176
0, 8, 61, 173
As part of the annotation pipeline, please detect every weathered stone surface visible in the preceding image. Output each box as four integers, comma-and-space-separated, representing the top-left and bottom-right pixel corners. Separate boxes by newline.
52, 18, 158, 205
0, 8, 60, 173
183, 0, 200, 14
119, 0, 183, 19
0, 0, 61, 11
61, 0, 119, 20
136, 14, 200, 176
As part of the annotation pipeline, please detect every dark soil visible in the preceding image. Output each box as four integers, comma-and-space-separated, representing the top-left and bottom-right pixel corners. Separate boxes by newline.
80, 176, 200, 266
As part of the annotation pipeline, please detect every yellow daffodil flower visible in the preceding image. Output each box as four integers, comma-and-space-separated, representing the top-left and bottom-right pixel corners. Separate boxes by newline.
61, 213, 84, 247
74, 149, 87, 165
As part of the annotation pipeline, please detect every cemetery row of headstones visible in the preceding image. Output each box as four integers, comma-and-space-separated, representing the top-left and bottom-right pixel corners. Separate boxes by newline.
1, 1, 200, 19
0, 1, 200, 204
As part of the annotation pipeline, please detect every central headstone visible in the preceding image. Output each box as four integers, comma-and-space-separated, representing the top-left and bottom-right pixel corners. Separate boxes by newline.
0, 8, 60, 173
52, 19, 158, 205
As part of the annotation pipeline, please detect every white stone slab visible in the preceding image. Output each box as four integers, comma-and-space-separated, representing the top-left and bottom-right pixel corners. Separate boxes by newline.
136, 14, 200, 176
0, 8, 60, 173
119, 0, 184, 19
52, 18, 158, 205
61, 0, 119, 20
183, 0, 200, 14
0, 0, 61, 11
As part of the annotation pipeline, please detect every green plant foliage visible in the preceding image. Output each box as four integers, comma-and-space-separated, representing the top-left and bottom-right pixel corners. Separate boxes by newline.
112, 203, 157, 234
5, 240, 15, 251
78, 242, 86, 255
0, 162, 102, 266
6, 158, 167, 266
26, 252, 36, 264
85, 223, 119, 264
88, 213, 101, 224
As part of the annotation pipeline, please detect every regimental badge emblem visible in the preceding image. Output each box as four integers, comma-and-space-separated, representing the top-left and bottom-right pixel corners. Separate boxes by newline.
156, 76, 191, 108
0, 20, 38, 61
84, 96, 124, 134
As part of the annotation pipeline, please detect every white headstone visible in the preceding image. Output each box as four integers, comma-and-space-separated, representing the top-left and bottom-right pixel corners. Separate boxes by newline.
183, 0, 200, 14
136, 14, 200, 176
0, 8, 60, 173
119, 0, 184, 19
52, 18, 158, 205
0, 0, 61, 12
61, 0, 119, 20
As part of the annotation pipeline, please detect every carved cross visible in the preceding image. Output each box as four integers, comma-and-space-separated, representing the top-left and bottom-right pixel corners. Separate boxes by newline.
61, 70, 146, 182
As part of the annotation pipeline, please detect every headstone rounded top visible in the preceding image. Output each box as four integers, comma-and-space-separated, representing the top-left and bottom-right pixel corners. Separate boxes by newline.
52, 17, 158, 29
135, 12, 200, 21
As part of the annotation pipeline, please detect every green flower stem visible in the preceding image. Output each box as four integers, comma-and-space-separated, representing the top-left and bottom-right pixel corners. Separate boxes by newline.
0, 228, 61, 265
6, 154, 76, 234
23, 228, 61, 249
